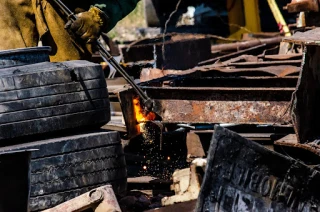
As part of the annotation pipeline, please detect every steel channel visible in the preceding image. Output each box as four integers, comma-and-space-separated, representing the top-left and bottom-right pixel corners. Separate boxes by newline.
119, 86, 294, 138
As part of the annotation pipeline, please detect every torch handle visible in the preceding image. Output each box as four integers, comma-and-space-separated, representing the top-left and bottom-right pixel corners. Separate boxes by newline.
51, 0, 154, 110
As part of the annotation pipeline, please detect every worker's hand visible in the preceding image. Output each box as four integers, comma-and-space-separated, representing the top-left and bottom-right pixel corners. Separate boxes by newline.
65, 6, 109, 43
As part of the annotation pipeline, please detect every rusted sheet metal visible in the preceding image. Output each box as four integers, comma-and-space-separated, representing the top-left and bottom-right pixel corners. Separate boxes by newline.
140, 65, 300, 82
155, 99, 291, 124
119, 87, 293, 138
228, 60, 302, 68
211, 37, 282, 52
284, 28, 320, 45
274, 134, 320, 164
167, 76, 298, 88
199, 44, 266, 66
262, 53, 302, 61
291, 45, 320, 143
121, 35, 211, 70
196, 126, 320, 212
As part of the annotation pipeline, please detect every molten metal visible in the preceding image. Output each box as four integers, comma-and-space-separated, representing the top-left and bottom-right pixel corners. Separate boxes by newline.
133, 98, 156, 123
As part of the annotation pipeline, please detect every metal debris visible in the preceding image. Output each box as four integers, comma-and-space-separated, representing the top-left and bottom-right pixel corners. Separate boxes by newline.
119, 85, 293, 138
196, 126, 320, 211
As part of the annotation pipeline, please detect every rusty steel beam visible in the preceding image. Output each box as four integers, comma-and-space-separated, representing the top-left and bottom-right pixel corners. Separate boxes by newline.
211, 37, 283, 52
140, 65, 300, 82
199, 44, 266, 66
119, 85, 294, 138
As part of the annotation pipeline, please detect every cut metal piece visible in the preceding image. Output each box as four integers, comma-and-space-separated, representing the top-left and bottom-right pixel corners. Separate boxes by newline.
140, 65, 300, 82
210, 37, 282, 52
199, 44, 266, 65
283, 27, 320, 45
274, 134, 320, 164
119, 86, 293, 138
196, 126, 320, 211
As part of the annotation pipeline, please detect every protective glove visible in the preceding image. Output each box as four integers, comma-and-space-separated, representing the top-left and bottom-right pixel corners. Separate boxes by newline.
65, 6, 109, 43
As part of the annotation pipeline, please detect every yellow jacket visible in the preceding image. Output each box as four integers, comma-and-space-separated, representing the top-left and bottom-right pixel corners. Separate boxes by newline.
0, 0, 140, 61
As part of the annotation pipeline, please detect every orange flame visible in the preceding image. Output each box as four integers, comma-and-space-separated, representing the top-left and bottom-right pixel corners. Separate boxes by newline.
133, 98, 156, 123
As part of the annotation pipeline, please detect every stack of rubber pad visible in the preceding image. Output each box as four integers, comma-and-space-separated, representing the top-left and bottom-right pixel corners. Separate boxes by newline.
2, 130, 126, 211
0, 60, 127, 211
0, 60, 109, 139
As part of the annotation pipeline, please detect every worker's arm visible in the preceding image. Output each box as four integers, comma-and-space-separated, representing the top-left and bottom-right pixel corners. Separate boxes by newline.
94, 0, 141, 32
65, 0, 140, 43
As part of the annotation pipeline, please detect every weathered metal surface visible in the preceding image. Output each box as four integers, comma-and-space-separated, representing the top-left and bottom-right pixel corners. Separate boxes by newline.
274, 134, 320, 164
228, 60, 302, 68
155, 99, 291, 124
119, 86, 293, 138
168, 76, 298, 88
140, 65, 300, 82
121, 35, 211, 70
291, 45, 320, 143
210, 37, 282, 52
262, 53, 302, 61
199, 44, 266, 66
284, 28, 320, 45
196, 126, 320, 211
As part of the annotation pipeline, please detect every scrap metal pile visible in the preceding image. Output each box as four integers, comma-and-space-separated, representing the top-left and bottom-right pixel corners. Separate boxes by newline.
105, 26, 320, 211
3, 2, 320, 212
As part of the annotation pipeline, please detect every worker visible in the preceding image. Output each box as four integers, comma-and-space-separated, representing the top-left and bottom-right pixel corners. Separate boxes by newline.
0, 0, 140, 62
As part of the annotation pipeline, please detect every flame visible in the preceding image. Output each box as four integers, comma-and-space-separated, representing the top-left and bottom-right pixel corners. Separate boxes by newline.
133, 98, 156, 122
133, 98, 156, 133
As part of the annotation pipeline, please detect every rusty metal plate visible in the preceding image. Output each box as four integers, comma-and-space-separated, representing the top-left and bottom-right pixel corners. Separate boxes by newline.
155, 99, 291, 124
291, 45, 320, 143
196, 126, 320, 211
140, 65, 300, 82
274, 134, 320, 164
118, 86, 293, 138
284, 28, 320, 45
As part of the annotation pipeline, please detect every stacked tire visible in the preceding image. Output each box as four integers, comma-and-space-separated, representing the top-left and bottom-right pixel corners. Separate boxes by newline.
0, 60, 110, 140
0, 60, 127, 211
